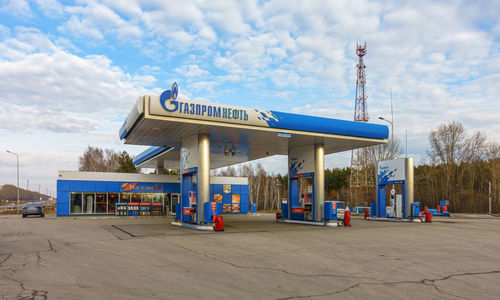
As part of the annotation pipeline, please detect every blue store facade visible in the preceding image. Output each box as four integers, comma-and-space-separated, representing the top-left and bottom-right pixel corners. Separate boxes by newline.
56, 171, 249, 216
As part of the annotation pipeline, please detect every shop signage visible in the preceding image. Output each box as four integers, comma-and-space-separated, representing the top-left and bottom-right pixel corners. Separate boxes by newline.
120, 182, 163, 192
160, 83, 249, 121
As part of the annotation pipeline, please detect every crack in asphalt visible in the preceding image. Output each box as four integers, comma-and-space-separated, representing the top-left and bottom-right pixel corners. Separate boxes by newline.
0, 253, 12, 266
277, 270, 500, 300
175, 244, 377, 281
172, 244, 499, 300
0, 240, 56, 299
47, 239, 54, 252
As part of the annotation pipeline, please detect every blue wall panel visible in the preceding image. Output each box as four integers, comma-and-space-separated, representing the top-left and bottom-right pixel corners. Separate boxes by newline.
222, 193, 232, 204
240, 193, 249, 213
95, 181, 107, 192
210, 184, 214, 194
70, 181, 84, 191
107, 182, 121, 193
240, 185, 249, 193
231, 185, 241, 194
214, 184, 223, 194
83, 181, 95, 192
57, 191, 70, 215
165, 183, 180, 193
57, 180, 70, 192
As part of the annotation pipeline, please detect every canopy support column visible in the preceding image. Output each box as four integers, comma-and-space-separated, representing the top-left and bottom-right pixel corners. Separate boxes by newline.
314, 143, 325, 222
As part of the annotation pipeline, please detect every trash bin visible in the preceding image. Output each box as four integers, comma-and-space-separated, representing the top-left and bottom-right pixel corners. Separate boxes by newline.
214, 216, 224, 231
276, 212, 282, 220
344, 210, 351, 227
425, 212, 432, 223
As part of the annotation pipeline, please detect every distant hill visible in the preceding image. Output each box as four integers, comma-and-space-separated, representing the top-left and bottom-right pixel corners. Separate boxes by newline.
0, 184, 52, 202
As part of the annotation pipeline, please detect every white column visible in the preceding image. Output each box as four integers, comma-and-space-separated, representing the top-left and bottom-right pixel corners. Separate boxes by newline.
314, 144, 325, 222
198, 133, 210, 224
404, 157, 414, 218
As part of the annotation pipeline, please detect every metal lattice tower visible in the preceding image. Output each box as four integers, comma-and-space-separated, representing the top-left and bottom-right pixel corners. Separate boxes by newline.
350, 42, 374, 205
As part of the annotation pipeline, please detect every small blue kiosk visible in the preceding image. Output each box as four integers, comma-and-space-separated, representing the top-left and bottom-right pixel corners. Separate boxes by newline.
375, 158, 416, 219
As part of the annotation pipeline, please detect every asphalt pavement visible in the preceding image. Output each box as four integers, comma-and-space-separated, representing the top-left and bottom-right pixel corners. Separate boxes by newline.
0, 213, 499, 299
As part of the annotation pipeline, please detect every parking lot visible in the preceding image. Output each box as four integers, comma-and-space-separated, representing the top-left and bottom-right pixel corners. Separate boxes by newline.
1, 213, 499, 299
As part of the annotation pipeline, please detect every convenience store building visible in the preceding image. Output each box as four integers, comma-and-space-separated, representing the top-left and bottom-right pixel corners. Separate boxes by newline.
56, 171, 248, 216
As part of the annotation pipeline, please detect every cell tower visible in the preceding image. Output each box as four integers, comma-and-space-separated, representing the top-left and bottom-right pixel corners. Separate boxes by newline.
350, 42, 373, 205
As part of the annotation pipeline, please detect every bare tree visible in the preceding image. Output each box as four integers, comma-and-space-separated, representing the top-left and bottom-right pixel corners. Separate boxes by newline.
78, 146, 122, 172
366, 137, 403, 165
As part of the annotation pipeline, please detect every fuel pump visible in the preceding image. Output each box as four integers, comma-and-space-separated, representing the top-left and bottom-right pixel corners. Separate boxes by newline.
189, 191, 197, 224
386, 188, 403, 218
289, 176, 315, 221
181, 169, 198, 224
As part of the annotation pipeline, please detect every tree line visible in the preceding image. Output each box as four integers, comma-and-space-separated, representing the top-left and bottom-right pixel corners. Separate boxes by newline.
0, 185, 50, 202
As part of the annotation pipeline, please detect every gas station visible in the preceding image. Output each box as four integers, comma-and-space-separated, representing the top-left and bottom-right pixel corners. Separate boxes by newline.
119, 83, 389, 229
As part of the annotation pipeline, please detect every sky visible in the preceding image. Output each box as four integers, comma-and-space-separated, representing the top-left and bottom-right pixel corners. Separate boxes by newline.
0, 0, 499, 195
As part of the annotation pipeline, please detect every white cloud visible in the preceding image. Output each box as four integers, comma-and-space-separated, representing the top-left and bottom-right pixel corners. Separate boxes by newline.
0, 0, 31, 17
33, 0, 63, 17
1, 0, 500, 183
0, 29, 156, 131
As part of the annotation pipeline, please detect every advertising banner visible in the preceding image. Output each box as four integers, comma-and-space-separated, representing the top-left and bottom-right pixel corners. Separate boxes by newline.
377, 159, 406, 184
181, 134, 199, 172
289, 145, 314, 177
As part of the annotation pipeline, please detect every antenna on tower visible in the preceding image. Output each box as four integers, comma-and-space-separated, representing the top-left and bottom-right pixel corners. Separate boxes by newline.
350, 41, 373, 206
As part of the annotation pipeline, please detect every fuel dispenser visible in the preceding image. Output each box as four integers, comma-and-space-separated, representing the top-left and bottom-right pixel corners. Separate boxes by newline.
386, 189, 403, 218
189, 191, 197, 224
324, 201, 346, 221
181, 168, 198, 224
289, 176, 316, 221
203, 201, 221, 223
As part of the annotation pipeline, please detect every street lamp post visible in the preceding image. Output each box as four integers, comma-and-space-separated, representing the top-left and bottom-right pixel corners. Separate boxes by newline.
6, 150, 20, 212
378, 117, 394, 141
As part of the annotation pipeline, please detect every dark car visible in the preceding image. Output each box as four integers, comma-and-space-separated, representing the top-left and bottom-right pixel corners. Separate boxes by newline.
22, 202, 44, 218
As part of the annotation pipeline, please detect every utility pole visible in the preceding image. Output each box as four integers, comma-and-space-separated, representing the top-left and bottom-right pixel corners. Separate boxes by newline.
489, 181, 492, 215
405, 129, 408, 158
390, 89, 394, 136
6, 150, 20, 212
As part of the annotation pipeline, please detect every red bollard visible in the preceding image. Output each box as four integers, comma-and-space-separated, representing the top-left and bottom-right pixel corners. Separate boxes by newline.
344, 210, 352, 227
364, 210, 369, 219
425, 212, 432, 223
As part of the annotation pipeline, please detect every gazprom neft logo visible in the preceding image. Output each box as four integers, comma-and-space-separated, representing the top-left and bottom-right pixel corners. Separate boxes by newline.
160, 83, 249, 121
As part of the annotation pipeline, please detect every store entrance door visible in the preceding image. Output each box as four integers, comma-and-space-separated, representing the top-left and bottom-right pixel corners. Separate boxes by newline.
170, 193, 180, 216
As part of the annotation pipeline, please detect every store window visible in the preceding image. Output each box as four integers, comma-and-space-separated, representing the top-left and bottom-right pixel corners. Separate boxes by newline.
142, 193, 154, 203
108, 193, 118, 214
82, 193, 95, 214
95, 193, 107, 213
70, 192, 83, 213
130, 193, 141, 203
120, 193, 130, 203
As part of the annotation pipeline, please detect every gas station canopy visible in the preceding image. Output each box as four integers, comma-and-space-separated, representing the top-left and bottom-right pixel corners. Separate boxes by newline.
120, 91, 388, 169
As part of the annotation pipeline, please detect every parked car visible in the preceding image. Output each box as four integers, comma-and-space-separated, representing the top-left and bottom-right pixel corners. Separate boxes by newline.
22, 202, 44, 218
